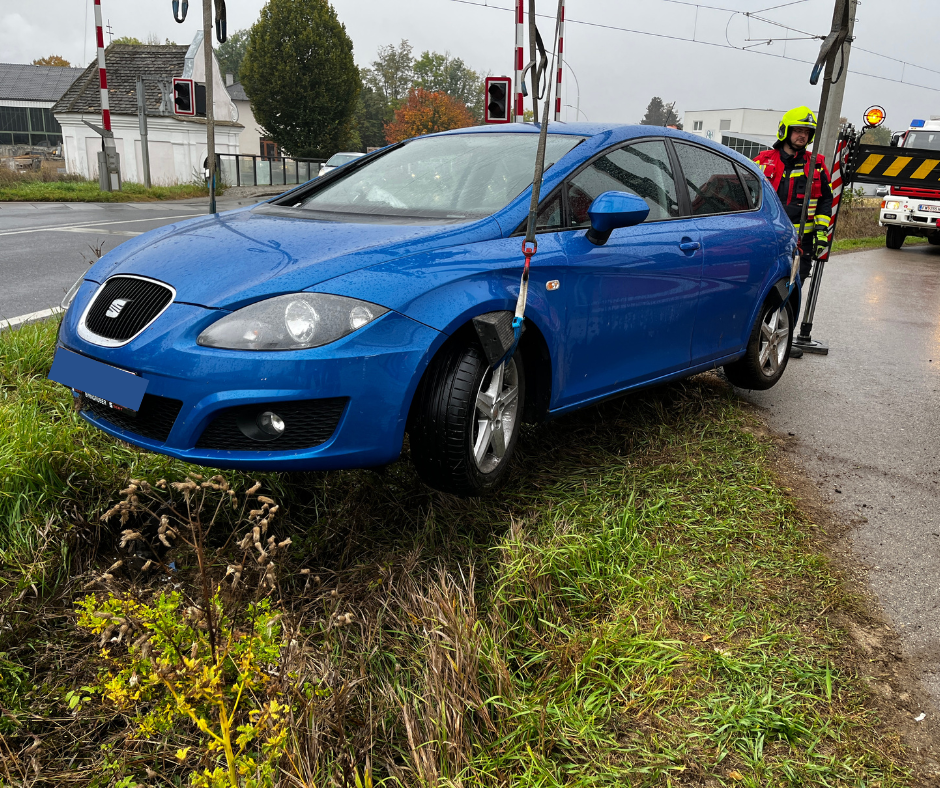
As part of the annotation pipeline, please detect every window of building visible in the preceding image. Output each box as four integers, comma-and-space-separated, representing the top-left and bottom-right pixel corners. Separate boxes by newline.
719, 119, 732, 131
693, 120, 703, 131
674, 143, 751, 215
260, 139, 280, 159
721, 135, 770, 160
0, 106, 63, 147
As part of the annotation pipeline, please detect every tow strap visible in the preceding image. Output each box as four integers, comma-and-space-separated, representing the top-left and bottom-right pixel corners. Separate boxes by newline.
474, 0, 564, 369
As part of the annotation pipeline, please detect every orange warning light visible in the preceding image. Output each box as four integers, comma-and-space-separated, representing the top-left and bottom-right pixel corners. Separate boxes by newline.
864, 106, 886, 128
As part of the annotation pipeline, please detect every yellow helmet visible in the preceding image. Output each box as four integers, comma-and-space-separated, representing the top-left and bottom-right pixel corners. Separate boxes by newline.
778, 106, 818, 142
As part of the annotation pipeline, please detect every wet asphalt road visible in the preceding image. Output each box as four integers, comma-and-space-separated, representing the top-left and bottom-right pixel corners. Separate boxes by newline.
743, 241, 940, 704
0, 195, 272, 321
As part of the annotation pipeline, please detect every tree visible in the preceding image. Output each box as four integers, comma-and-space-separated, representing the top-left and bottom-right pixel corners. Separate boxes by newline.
32, 55, 70, 67
413, 50, 483, 121
355, 80, 394, 150
240, 0, 360, 158
384, 88, 474, 143
111, 36, 144, 46
640, 97, 681, 128
363, 40, 413, 105
216, 28, 250, 82
861, 125, 893, 146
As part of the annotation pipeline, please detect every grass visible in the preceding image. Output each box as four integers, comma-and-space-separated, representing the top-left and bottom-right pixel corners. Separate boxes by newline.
0, 318, 920, 786
0, 179, 216, 203
832, 235, 929, 254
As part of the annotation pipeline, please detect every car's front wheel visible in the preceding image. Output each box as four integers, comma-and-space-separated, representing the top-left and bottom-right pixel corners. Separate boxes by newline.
886, 225, 906, 249
410, 342, 524, 496
723, 296, 793, 390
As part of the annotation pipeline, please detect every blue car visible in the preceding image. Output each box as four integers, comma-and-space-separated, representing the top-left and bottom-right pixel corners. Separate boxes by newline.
53, 124, 798, 495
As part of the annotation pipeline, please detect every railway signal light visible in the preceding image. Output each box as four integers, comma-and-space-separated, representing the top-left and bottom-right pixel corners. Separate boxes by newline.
485, 77, 512, 124
173, 77, 195, 116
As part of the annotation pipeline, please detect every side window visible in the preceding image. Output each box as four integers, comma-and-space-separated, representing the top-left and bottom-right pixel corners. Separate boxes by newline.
738, 165, 762, 209
674, 143, 751, 215
535, 191, 563, 231
566, 140, 680, 227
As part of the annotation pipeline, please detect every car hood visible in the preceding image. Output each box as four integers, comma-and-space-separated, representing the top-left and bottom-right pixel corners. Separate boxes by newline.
88, 206, 503, 310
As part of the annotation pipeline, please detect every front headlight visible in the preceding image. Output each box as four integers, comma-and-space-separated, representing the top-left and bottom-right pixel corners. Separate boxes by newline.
197, 293, 388, 350
61, 273, 86, 311
885, 200, 901, 210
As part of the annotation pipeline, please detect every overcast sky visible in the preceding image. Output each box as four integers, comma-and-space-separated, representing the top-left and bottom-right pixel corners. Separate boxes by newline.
3, 0, 938, 133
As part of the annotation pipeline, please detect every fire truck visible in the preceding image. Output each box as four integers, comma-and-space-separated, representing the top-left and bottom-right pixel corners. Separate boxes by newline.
878, 118, 940, 249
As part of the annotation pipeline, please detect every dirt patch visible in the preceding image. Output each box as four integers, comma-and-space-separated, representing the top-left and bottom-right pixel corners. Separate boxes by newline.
753, 410, 940, 785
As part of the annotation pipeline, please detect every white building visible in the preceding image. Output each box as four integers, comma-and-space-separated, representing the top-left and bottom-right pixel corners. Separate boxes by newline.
225, 77, 273, 158
53, 33, 241, 185
683, 108, 784, 159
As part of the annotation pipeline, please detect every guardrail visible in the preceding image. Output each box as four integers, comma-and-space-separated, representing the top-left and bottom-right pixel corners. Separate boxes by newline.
218, 153, 325, 188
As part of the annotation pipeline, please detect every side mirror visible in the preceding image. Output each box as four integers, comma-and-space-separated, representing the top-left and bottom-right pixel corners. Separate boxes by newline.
586, 191, 650, 245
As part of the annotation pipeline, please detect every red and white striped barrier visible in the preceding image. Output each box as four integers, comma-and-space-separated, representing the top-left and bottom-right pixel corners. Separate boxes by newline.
820, 136, 848, 262
515, 0, 524, 120
554, 0, 564, 122
93, 0, 111, 131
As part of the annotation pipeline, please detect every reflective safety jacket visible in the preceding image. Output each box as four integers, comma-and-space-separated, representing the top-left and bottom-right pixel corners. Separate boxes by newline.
754, 142, 833, 238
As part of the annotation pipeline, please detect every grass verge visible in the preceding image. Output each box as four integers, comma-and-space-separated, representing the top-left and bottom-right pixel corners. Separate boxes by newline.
831, 235, 929, 255
0, 318, 921, 786
0, 180, 219, 203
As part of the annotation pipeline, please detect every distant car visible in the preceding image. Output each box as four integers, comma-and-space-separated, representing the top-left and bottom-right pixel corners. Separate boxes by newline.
318, 152, 365, 177
876, 185, 889, 197
53, 124, 799, 496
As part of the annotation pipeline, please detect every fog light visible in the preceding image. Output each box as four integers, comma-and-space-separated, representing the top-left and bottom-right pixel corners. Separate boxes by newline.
257, 411, 285, 437
884, 213, 897, 219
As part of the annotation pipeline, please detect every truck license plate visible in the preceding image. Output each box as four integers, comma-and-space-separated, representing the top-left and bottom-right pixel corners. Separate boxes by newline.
918, 204, 940, 213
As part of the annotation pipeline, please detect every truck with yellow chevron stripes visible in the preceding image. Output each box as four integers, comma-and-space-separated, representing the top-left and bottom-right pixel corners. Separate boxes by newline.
877, 118, 940, 250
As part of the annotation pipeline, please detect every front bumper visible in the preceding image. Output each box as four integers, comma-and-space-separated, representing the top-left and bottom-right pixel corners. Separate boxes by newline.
880, 203, 940, 232
58, 282, 442, 470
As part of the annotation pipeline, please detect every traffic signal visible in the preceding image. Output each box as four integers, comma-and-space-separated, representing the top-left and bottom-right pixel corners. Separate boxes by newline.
485, 76, 512, 124
173, 77, 195, 116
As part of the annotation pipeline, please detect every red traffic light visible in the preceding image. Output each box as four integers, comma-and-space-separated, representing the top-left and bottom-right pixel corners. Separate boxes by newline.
484, 76, 512, 124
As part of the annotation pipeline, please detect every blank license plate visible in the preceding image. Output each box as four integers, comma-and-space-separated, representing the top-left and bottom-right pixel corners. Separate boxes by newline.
49, 347, 148, 411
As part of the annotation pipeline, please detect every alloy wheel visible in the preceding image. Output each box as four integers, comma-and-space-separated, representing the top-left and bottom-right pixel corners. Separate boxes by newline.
758, 304, 790, 376
471, 358, 521, 474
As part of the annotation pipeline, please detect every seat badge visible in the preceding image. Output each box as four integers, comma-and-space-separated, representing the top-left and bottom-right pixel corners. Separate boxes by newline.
546, 280, 560, 291
105, 298, 131, 318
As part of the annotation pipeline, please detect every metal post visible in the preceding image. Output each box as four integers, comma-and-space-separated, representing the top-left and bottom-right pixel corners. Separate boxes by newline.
515, 0, 525, 121
235, 154, 240, 186
793, 0, 851, 354
136, 76, 151, 189
554, 0, 565, 122
528, 0, 539, 120
203, 0, 217, 214
816, 0, 858, 170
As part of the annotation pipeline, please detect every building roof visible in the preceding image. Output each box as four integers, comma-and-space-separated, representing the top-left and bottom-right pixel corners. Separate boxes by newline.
0, 63, 85, 102
53, 44, 188, 116
227, 81, 249, 102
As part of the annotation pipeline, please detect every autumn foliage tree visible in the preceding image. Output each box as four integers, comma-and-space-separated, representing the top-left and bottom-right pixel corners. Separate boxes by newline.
32, 55, 71, 67
384, 88, 474, 143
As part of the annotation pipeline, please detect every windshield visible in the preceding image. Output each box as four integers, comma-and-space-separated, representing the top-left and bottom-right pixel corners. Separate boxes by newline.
326, 153, 361, 166
297, 133, 585, 221
904, 131, 940, 151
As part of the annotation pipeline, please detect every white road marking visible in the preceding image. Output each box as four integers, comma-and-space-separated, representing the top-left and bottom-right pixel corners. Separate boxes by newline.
0, 213, 204, 237
53, 227, 143, 237
0, 306, 62, 331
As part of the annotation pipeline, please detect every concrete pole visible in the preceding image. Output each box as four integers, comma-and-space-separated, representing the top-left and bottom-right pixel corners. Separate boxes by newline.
136, 76, 152, 189
203, 0, 217, 214
815, 0, 858, 168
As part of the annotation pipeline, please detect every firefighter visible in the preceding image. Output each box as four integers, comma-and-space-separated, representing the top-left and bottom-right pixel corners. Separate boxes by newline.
755, 107, 833, 357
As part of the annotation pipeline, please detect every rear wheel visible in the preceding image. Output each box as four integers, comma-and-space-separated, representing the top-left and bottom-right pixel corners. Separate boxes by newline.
723, 296, 793, 390
409, 342, 524, 496
928, 233, 940, 246
886, 225, 906, 250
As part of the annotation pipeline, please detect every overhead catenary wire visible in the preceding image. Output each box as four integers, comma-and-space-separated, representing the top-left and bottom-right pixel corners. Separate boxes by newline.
444, 0, 940, 93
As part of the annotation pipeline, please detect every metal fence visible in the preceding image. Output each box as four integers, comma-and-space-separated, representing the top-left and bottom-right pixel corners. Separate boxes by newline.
218, 153, 325, 188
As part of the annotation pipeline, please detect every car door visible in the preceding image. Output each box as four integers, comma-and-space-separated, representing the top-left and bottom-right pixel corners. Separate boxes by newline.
554, 138, 703, 408
671, 142, 778, 365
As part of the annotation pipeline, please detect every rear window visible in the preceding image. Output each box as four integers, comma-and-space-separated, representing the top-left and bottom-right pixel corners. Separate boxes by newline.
296, 133, 585, 222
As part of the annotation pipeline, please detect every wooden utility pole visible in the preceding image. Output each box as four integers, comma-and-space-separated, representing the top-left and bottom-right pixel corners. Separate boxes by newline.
203, 0, 217, 214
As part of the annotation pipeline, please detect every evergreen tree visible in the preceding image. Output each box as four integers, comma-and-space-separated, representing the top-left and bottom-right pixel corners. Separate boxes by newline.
640, 97, 681, 128
240, 0, 360, 158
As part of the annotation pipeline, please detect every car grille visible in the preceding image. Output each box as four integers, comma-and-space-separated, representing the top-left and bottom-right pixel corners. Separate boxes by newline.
195, 398, 347, 451
81, 393, 183, 443
84, 276, 174, 342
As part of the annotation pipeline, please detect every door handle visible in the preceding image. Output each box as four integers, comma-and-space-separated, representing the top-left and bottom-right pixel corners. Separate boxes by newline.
679, 241, 701, 252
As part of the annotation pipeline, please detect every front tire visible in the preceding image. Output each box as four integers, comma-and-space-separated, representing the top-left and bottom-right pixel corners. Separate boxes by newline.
410, 342, 524, 496
928, 232, 940, 246
723, 296, 794, 390
886, 225, 906, 250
